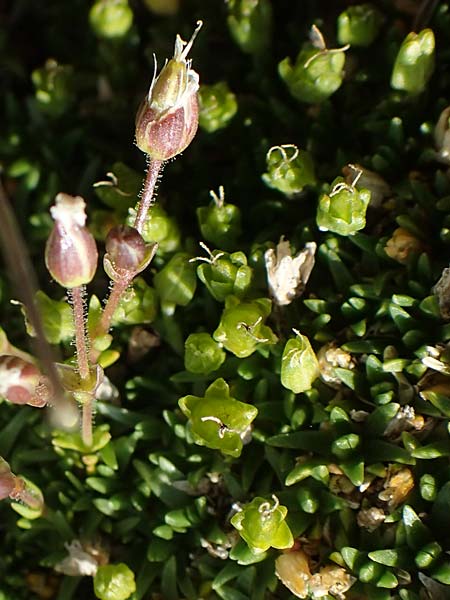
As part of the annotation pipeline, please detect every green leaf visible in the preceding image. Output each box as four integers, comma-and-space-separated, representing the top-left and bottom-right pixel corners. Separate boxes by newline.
368, 548, 410, 568
267, 431, 333, 454
403, 505, 432, 550
431, 560, 450, 585
52, 425, 111, 453
33, 290, 74, 343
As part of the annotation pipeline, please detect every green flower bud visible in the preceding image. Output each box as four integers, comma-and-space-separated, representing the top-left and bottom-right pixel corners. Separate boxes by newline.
89, 0, 133, 39
45, 193, 98, 288
231, 496, 294, 553
135, 22, 201, 160
154, 253, 197, 312
213, 296, 277, 358
104, 225, 157, 281
93, 563, 136, 600
262, 144, 316, 196
32, 59, 74, 117
316, 172, 371, 236
197, 186, 242, 251
127, 203, 180, 254
0, 458, 16, 500
0, 355, 52, 408
279, 26, 348, 104
184, 333, 226, 374
281, 331, 319, 394
179, 378, 258, 457
199, 82, 238, 133
337, 4, 383, 48
227, 0, 272, 55
391, 29, 435, 95
195, 244, 253, 302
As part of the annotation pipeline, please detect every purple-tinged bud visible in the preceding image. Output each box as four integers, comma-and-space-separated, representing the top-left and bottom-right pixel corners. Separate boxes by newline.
0, 355, 52, 408
0, 458, 15, 500
45, 193, 98, 288
135, 21, 202, 161
104, 225, 157, 282
106, 225, 147, 270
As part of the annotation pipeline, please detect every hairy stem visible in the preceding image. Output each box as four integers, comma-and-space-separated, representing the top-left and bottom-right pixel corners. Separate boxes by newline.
94, 276, 132, 345
71, 286, 94, 446
134, 157, 163, 234
72, 286, 90, 381
93, 157, 163, 348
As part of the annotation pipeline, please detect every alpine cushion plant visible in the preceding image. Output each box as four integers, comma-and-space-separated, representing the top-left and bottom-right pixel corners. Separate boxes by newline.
3, 1, 450, 599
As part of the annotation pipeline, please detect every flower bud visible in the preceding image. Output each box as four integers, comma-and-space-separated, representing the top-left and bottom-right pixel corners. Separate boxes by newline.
230, 496, 293, 553
279, 26, 348, 104
104, 225, 157, 281
195, 246, 253, 302
316, 175, 371, 236
0, 457, 15, 500
32, 59, 74, 117
178, 378, 258, 457
184, 333, 226, 374
281, 332, 319, 394
89, 0, 133, 39
105, 225, 146, 269
197, 186, 242, 251
199, 82, 238, 133
213, 296, 277, 358
262, 145, 316, 197
0, 355, 51, 407
227, 0, 272, 55
391, 29, 435, 95
45, 193, 98, 288
135, 22, 202, 160
337, 4, 383, 48
94, 563, 136, 600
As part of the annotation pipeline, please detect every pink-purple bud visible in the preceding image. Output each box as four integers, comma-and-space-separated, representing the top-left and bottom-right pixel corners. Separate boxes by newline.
135, 21, 202, 161
45, 193, 98, 288
0, 458, 15, 500
105, 225, 147, 271
0, 355, 51, 407
104, 225, 157, 282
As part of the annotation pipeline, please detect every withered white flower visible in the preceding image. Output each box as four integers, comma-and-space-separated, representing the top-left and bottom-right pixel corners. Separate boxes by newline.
275, 550, 355, 599
265, 237, 316, 306
433, 267, 450, 320
54, 540, 98, 576
317, 343, 354, 387
434, 105, 450, 164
